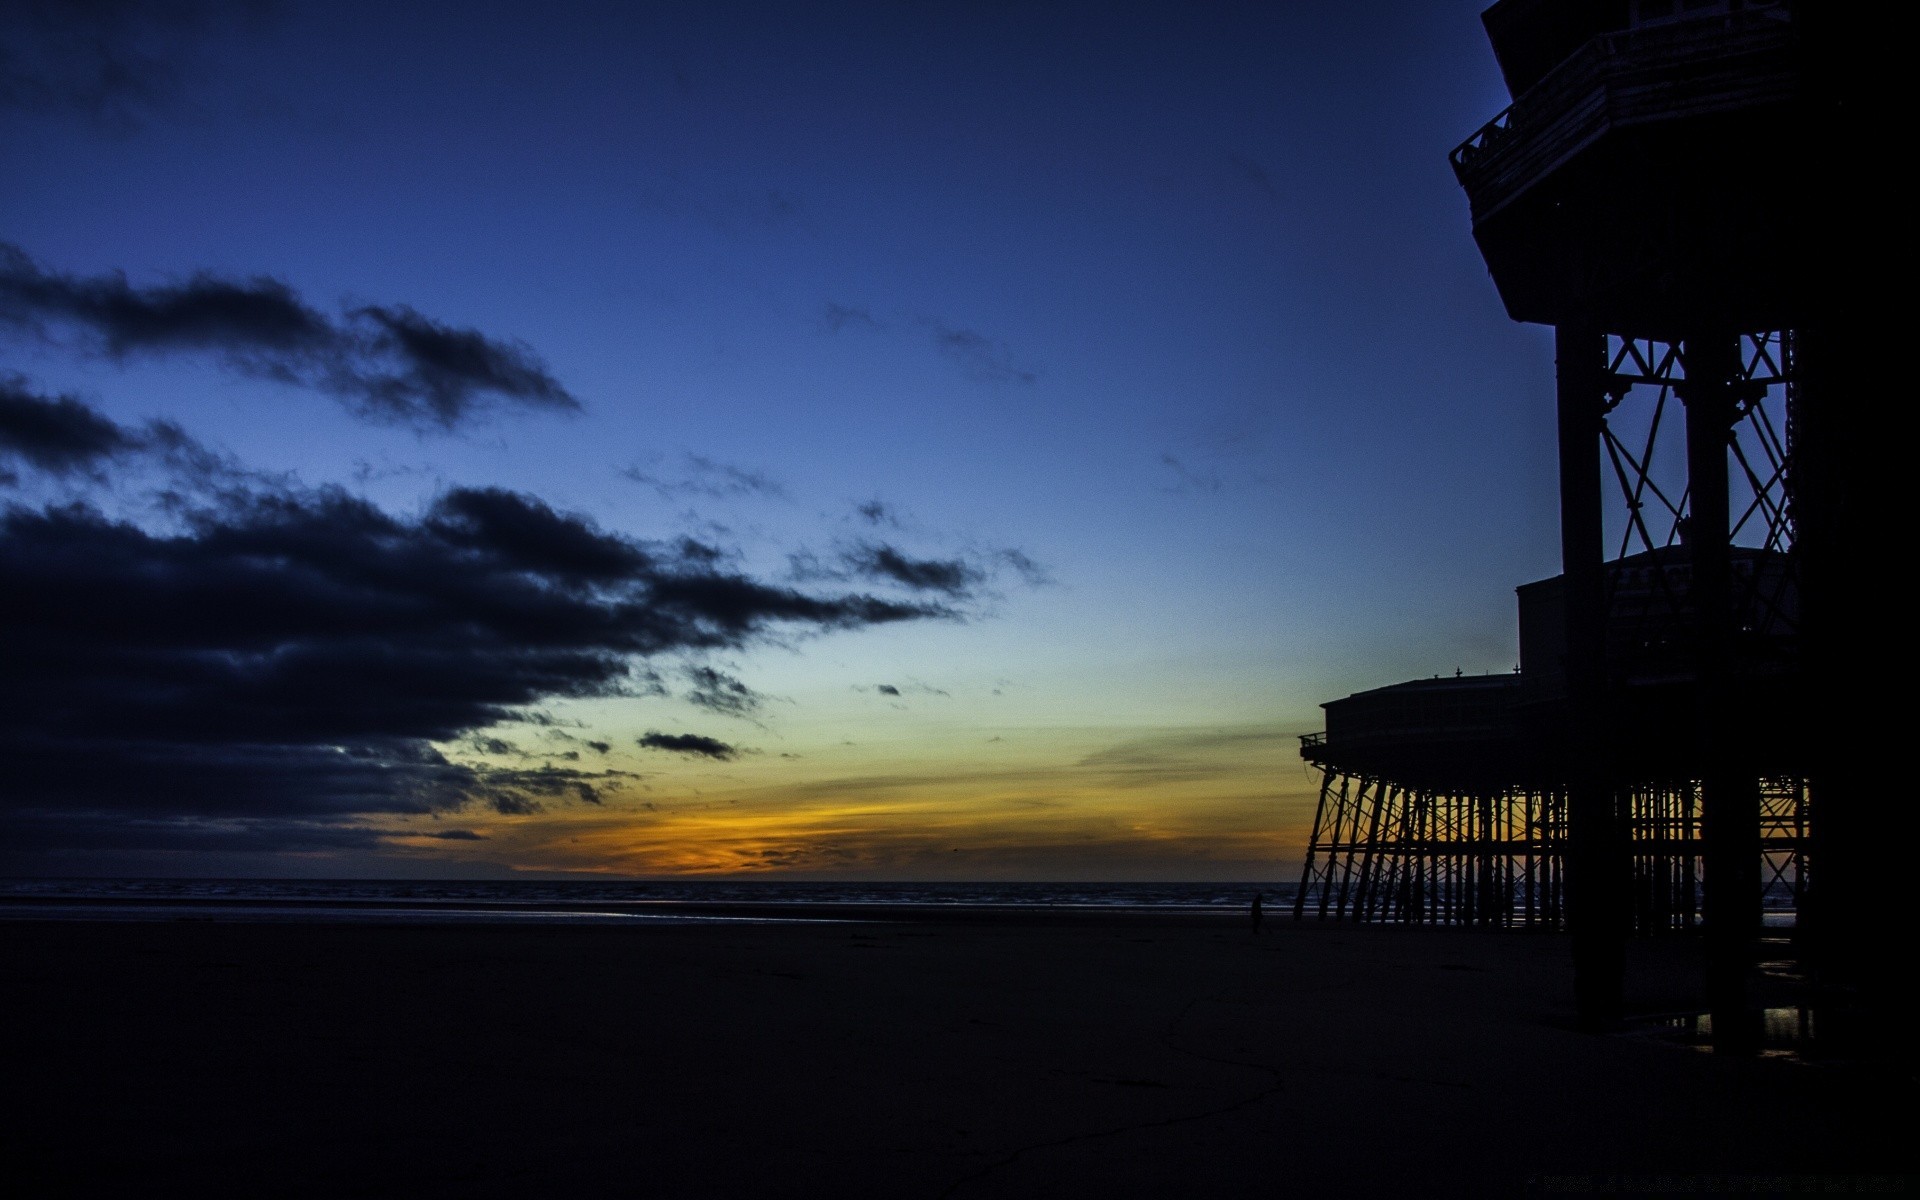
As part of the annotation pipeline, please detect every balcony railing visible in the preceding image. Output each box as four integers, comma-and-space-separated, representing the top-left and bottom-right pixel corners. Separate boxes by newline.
1450, 10, 1798, 223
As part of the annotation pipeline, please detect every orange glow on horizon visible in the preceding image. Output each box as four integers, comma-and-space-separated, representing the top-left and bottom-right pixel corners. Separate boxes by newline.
380, 726, 1321, 880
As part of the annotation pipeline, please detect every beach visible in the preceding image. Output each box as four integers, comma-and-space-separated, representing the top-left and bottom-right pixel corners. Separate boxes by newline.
3, 915, 1903, 1198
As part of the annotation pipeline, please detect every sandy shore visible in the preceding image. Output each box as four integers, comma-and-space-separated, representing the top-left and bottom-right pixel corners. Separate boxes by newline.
3, 916, 1905, 1198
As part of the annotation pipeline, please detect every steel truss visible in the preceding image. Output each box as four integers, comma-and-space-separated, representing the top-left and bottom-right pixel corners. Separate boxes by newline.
1292, 332, 1807, 933
1293, 765, 1810, 929
1598, 332, 1798, 658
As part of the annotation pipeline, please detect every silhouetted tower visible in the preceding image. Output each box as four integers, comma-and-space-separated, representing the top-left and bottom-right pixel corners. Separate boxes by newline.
1450, 0, 1819, 1038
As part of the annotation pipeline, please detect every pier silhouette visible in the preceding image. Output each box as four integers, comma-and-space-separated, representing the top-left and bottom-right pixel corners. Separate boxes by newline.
1294, 0, 1889, 1055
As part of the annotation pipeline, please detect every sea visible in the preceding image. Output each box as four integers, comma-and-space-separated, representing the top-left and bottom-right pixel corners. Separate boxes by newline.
0, 878, 1297, 926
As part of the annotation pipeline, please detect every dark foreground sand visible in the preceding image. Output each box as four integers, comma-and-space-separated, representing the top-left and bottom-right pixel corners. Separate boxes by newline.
3, 916, 1907, 1199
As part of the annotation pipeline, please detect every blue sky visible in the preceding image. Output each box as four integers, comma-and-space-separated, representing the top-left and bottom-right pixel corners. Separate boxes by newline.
0, 1, 1568, 879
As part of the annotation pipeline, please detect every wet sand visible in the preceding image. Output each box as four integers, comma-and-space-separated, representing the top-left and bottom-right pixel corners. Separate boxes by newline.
2, 916, 1904, 1198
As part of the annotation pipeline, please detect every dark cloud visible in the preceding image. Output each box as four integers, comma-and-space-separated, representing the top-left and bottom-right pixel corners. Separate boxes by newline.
862, 681, 948, 702
620, 454, 787, 502
0, 373, 221, 486
1, 375, 139, 476
854, 499, 898, 526
995, 548, 1053, 587
586, 740, 611, 754
0, 245, 330, 353
464, 766, 618, 810
0, 432, 948, 854
0, 0, 262, 131
348, 303, 577, 427
683, 665, 763, 719
793, 538, 1048, 602
845, 543, 982, 596
783, 549, 837, 584
423, 485, 650, 585
929, 323, 1037, 385
0, 811, 391, 862
405, 828, 488, 841
0, 243, 579, 429
636, 731, 738, 761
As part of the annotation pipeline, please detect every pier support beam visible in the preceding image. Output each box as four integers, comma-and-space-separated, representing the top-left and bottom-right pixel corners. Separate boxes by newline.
1557, 323, 1626, 1030
1683, 331, 1761, 1054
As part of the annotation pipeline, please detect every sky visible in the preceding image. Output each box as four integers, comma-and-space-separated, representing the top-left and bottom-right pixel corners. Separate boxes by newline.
0, 0, 1565, 881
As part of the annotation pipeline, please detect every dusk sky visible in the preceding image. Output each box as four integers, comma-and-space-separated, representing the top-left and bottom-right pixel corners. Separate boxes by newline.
0, 0, 1563, 880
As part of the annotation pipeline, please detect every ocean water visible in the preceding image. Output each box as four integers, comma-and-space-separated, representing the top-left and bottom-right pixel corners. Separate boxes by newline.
0, 878, 1295, 925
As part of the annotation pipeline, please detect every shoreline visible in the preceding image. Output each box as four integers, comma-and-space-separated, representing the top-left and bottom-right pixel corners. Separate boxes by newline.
5, 917, 1904, 1198
0, 894, 1261, 927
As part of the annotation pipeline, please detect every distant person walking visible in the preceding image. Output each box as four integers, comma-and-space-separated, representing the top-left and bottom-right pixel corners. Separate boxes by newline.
1250, 890, 1264, 934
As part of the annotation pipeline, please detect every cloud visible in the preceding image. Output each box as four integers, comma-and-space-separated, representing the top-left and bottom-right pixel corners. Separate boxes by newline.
636, 731, 739, 761
620, 453, 788, 502
1, 375, 140, 476
348, 303, 577, 427
819, 302, 1035, 385
929, 323, 1036, 385
682, 665, 763, 719
0, 418, 951, 855
860, 681, 948, 702
403, 828, 488, 841
518, 710, 583, 730
0, 0, 261, 131
0, 812, 393, 863
0, 373, 226, 486
464, 766, 620, 810
793, 537, 1049, 603
0, 243, 579, 430
844, 543, 982, 596
820, 302, 881, 333
995, 548, 1053, 587
853, 499, 899, 527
